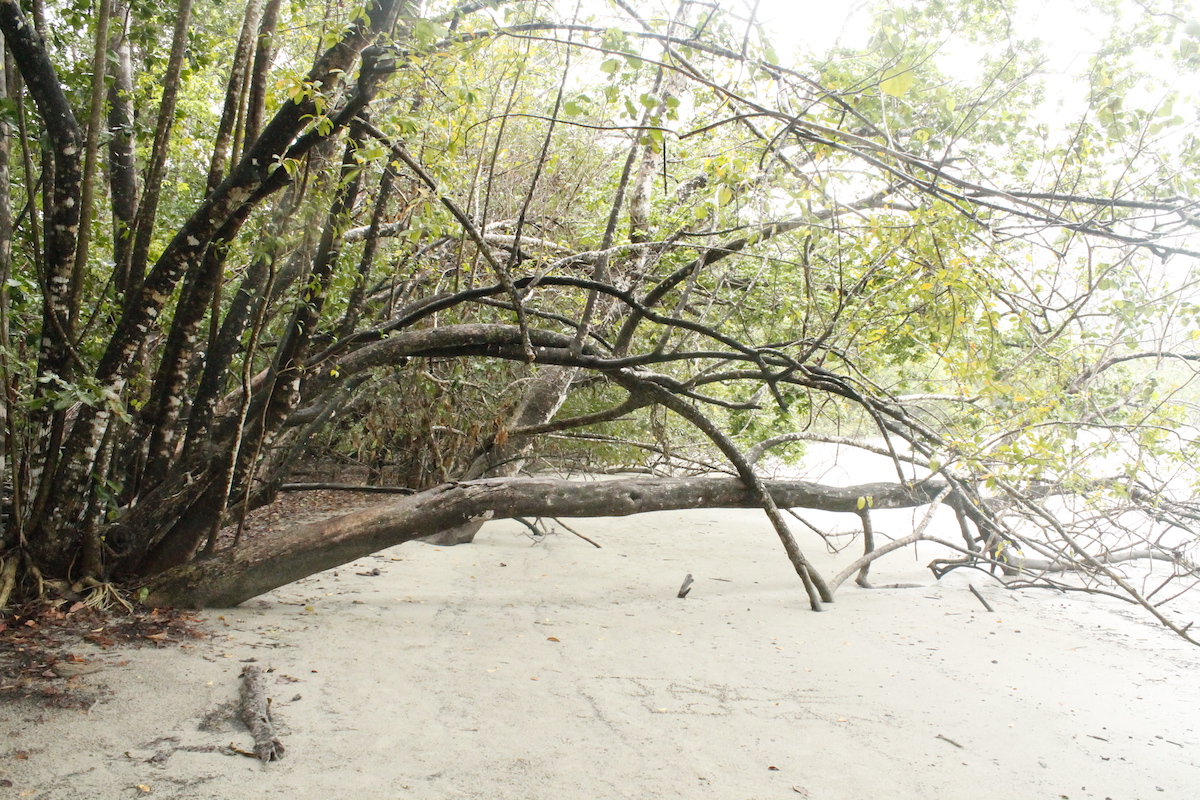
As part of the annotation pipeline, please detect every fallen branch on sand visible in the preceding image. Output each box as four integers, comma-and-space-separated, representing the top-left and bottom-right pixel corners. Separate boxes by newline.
142, 474, 948, 608
240, 665, 285, 762
136, 470, 1200, 644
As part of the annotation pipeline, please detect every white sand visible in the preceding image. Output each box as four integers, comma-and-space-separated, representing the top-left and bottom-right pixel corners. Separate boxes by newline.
5, 466, 1200, 798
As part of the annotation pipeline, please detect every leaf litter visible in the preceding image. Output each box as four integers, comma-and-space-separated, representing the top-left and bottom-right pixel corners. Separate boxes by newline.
0, 600, 206, 708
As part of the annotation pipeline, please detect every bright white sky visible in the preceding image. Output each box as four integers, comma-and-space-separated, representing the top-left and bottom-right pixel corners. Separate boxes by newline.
750, 0, 1106, 70
557, 0, 1193, 161
744, 0, 1188, 126
555, 0, 1125, 72
750, 0, 872, 53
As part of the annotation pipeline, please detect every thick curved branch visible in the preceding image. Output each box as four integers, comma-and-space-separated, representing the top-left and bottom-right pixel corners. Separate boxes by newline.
507, 393, 651, 437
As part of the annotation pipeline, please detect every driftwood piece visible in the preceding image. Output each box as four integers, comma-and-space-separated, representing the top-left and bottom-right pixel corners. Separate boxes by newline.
239, 665, 285, 762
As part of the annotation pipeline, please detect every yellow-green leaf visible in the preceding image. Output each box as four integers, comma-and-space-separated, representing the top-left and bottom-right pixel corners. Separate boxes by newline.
880, 67, 915, 97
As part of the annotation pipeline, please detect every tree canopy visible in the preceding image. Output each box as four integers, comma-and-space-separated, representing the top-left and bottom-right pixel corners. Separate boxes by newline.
0, 0, 1198, 640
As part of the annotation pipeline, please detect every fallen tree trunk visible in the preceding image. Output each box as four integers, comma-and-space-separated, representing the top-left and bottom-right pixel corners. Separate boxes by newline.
143, 474, 948, 608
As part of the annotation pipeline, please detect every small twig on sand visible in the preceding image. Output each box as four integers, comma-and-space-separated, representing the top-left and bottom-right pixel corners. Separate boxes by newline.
969, 584, 995, 612
678, 574, 694, 598
553, 518, 602, 548
936, 733, 964, 748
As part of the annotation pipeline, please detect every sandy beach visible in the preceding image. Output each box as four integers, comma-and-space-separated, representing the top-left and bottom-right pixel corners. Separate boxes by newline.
3, 484, 1199, 800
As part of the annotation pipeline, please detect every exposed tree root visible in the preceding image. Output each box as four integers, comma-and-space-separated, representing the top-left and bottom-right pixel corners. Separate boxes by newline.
0, 555, 17, 609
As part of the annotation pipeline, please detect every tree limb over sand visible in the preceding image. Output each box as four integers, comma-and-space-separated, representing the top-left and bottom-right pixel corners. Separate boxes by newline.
142, 475, 947, 608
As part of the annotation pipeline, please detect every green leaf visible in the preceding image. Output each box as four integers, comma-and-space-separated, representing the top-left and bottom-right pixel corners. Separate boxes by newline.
601, 27, 628, 51
600, 58, 621, 75
412, 19, 448, 45
880, 67, 915, 97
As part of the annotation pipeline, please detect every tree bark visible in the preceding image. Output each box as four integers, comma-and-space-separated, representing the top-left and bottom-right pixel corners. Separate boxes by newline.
244, 0, 283, 155
107, 7, 138, 296
181, 169, 321, 458
0, 0, 82, 530
139, 205, 255, 491
127, 0, 194, 294
142, 474, 947, 608
0, 41, 13, 551
206, 0, 264, 194
67, 0, 114, 327
139, 126, 369, 573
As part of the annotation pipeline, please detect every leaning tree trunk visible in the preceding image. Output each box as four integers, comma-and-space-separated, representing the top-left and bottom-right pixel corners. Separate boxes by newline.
143, 474, 950, 608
